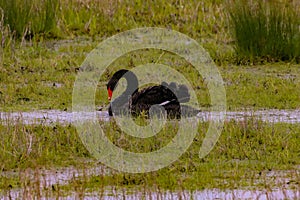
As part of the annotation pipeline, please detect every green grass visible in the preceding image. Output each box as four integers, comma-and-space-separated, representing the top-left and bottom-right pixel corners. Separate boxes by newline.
0, 0, 231, 60
0, 122, 89, 171
0, 0, 300, 111
0, 118, 299, 195
52, 118, 300, 196
0, 0, 59, 38
1, 0, 299, 63
0, 0, 299, 198
222, 64, 300, 109
1, 40, 300, 112
228, 0, 300, 63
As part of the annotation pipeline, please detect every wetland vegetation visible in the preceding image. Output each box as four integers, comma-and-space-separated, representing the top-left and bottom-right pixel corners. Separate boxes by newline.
0, 0, 299, 198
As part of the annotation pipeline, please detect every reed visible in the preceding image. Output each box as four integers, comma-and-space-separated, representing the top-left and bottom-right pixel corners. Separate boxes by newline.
228, 0, 300, 63
0, 0, 58, 38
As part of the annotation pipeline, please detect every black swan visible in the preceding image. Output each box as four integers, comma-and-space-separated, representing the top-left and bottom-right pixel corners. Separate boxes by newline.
106, 69, 191, 119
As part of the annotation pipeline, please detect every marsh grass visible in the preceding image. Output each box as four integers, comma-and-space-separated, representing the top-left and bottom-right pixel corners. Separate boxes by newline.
0, 116, 299, 197
0, 0, 59, 38
0, 36, 300, 112
0, 119, 89, 171
54, 117, 300, 197
1, 0, 299, 63
100, 118, 180, 153
0, 0, 299, 198
58, 0, 109, 37
0, 0, 234, 61
228, 0, 300, 63
0, 0, 31, 38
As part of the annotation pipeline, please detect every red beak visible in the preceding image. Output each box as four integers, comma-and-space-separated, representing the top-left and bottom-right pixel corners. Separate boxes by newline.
108, 88, 113, 101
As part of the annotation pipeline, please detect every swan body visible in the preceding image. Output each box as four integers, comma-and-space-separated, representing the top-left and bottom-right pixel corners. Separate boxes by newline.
107, 69, 191, 118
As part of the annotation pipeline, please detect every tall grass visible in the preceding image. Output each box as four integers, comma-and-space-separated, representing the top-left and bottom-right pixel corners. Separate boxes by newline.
0, 0, 231, 62
58, 0, 112, 36
228, 0, 300, 63
1, 0, 299, 64
0, 0, 228, 40
0, 0, 59, 38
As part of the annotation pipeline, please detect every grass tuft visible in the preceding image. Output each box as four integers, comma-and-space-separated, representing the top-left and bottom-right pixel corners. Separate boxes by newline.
228, 0, 300, 63
0, 0, 59, 39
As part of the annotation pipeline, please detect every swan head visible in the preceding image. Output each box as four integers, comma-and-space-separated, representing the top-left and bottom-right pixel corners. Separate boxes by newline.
107, 69, 138, 101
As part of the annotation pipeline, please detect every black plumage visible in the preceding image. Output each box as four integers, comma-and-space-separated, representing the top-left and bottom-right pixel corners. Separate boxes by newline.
106, 69, 191, 119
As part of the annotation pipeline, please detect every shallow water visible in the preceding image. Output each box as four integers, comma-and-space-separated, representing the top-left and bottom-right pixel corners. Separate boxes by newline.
1, 109, 300, 125
10, 188, 298, 200
1, 163, 299, 199
1, 163, 112, 199
2, 180, 299, 199
65, 188, 300, 200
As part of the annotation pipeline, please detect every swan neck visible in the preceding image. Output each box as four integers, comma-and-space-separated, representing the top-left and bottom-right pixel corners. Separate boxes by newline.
123, 70, 138, 95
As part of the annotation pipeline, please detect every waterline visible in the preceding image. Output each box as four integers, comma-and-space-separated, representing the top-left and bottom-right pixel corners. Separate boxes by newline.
1, 109, 300, 125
